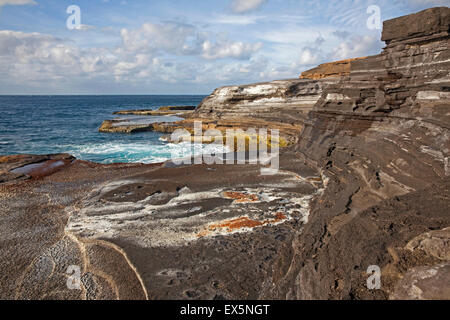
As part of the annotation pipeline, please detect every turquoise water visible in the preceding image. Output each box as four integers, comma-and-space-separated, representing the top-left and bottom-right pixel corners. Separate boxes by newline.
0, 95, 208, 164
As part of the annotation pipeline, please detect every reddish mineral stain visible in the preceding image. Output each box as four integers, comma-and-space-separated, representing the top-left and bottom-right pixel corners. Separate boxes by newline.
197, 212, 287, 238
222, 191, 259, 203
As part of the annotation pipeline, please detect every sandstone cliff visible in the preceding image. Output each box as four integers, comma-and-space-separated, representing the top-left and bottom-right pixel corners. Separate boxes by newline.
193, 79, 324, 120
299, 57, 367, 80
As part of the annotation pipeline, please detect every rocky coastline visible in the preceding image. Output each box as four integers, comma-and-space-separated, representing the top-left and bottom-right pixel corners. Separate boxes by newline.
0, 7, 449, 300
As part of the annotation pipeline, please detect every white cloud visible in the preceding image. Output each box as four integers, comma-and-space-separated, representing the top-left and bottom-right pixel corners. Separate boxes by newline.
0, 0, 36, 7
257, 26, 335, 45
0, 0, 443, 94
291, 33, 383, 74
290, 35, 326, 70
231, 0, 267, 14
120, 22, 200, 55
213, 14, 264, 25
0, 19, 388, 94
75, 24, 96, 32
211, 13, 309, 26
0, 25, 266, 93
202, 40, 262, 60
296, 48, 322, 66
332, 35, 382, 60
0, 30, 117, 83
120, 21, 262, 60
332, 30, 351, 40
0, 25, 384, 94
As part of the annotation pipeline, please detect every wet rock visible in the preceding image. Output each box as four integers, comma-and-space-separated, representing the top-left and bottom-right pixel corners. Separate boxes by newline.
0, 154, 74, 183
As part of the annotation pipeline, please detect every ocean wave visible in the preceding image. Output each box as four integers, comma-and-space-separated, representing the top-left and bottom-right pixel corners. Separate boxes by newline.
65, 141, 230, 164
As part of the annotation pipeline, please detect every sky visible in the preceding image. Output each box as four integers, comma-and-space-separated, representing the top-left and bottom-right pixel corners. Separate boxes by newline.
0, 0, 448, 95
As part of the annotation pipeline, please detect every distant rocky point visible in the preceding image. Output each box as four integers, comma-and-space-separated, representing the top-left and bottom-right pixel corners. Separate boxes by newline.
113, 105, 196, 116
99, 105, 196, 133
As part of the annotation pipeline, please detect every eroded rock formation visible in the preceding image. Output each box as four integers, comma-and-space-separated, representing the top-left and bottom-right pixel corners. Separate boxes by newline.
261, 6, 450, 299
193, 79, 324, 120
0, 7, 449, 300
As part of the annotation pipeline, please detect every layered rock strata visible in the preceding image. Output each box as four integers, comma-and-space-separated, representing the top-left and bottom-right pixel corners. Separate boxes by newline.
0, 7, 449, 300
192, 79, 325, 120
261, 6, 450, 299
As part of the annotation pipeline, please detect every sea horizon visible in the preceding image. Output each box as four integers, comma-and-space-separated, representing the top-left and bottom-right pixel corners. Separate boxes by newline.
0, 95, 214, 164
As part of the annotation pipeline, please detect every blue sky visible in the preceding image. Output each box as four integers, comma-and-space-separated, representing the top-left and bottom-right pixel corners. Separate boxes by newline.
0, 0, 448, 94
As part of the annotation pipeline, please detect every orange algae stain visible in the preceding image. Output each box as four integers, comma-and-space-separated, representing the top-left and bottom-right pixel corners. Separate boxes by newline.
213, 217, 263, 230
222, 191, 259, 203
197, 212, 287, 238
273, 212, 286, 220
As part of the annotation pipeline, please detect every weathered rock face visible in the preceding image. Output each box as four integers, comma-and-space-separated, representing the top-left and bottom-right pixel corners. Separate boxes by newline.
381, 6, 450, 45
262, 7, 450, 300
193, 79, 327, 122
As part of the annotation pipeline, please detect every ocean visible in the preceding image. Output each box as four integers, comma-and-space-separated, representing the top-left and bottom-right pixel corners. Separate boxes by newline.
0, 95, 213, 164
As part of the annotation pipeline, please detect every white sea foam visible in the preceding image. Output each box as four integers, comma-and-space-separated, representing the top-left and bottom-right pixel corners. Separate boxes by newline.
66, 141, 230, 164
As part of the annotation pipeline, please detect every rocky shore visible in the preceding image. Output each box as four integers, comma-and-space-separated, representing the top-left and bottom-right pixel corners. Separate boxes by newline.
0, 7, 449, 300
